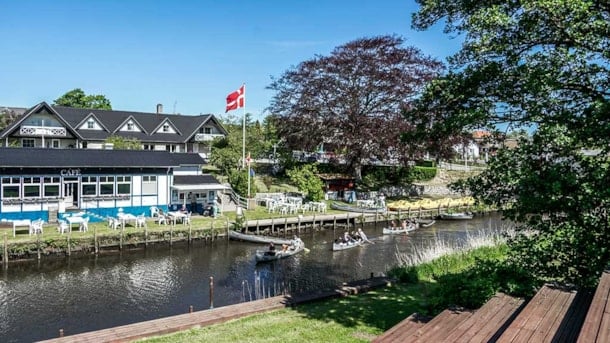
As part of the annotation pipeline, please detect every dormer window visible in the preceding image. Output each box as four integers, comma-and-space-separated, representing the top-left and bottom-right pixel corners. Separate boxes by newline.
163, 124, 169, 132
87, 119, 94, 129
127, 122, 134, 131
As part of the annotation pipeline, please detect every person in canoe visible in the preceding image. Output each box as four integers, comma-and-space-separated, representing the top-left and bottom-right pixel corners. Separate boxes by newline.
265, 242, 276, 256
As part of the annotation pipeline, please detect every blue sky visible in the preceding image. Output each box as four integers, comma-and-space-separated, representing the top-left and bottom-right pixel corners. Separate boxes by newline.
0, 0, 461, 119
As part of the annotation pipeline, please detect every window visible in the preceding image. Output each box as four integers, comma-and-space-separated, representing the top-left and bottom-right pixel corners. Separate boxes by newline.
204, 127, 212, 134
117, 176, 131, 195
43, 177, 60, 197
23, 177, 41, 198
142, 175, 157, 194
165, 144, 176, 152
1, 177, 20, 198
127, 122, 134, 131
22, 139, 35, 148
143, 144, 154, 150
81, 176, 97, 196
162, 124, 169, 132
51, 139, 60, 148
99, 176, 114, 195
87, 119, 94, 129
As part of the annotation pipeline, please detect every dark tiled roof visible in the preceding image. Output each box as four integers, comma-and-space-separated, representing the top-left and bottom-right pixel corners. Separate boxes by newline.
173, 175, 222, 185
0, 102, 228, 143
0, 147, 205, 168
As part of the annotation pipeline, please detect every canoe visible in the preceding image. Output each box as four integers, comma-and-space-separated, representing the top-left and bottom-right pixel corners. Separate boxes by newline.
415, 219, 436, 227
330, 202, 387, 214
255, 243, 305, 262
228, 230, 292, 245
383, 226, 417, 235
332, 239, 365, 251
439, 212, 474, 220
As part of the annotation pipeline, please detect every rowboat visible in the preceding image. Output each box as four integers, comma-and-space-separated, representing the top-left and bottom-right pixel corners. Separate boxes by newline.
383, 226, 417, 235
330, 202, 387, 214
439, 212, 474, 220
415, 218, 436, 227
332, 239, 365, 251
255, 242, 305, 262
228, 230, 292, 245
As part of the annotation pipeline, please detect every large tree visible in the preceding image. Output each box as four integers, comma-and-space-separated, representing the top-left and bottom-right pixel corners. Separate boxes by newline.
54, 88, 112, 110
411, 0, 610, 287
267, 35, 444, 179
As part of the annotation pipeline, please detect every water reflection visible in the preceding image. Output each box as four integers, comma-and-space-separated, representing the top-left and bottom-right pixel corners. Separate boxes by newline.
1, 214, 504, 342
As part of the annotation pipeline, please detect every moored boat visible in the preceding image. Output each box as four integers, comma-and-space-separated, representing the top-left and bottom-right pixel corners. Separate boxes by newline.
382, 226, 417, 235
438, 212, 474, 220
415, 218, 436, 227
332, 239, 365, 251
228, 230, 292, 245
330, 202, 387, 214
255, 242, 305, 262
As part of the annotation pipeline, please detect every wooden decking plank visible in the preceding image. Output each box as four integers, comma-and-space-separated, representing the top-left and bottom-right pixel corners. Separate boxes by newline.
460, 294, 525, 343
412, 309, 472, 343
578, 271, 610, 343
529, 288, 575, 342
371, 313, 428, 343
497, 285, 560, 342
444, 294, 505, 342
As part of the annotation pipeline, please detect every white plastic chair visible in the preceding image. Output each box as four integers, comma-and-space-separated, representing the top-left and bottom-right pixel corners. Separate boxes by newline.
183, 212, 192, 226
136, 214, 147, 228
150, 206, 160, 218
156, 214, 167, 226
57, 220, 69, 234
79, 217, 89, 232
107, 216, 119, 230
29, 219, 44, 235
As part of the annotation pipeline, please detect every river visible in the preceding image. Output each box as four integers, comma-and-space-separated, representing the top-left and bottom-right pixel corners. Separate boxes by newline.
0, 215, 505, 342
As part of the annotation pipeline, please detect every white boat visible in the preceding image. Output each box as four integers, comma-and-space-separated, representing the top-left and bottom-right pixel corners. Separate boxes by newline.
228, 230, 292, 245
382, 226, 417, 235
332, 239, 365, 251
439, 212, 474, 220
255, 242, 305, 262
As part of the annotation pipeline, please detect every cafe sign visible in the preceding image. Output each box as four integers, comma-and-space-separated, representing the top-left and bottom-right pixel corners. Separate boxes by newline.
60, 168, 81, 177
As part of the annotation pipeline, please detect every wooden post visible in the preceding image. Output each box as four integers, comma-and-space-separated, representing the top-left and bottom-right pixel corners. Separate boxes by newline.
170, 224, 173, 246
226, 219, 230, 242
211, 220, 215, 242
284, 218, 288, 237
3, 233, 8, 268
297, 217, 301, 235
144, 223, 148, 247
398, 209, 401, 221
346, 212, 349, 230
36, 231, 41, 261
68, 225, 72, 256
374, 211, 377, 228
333, 215, 336, 230
120, 223, 124, 251
209, 276, 214, 309
407, 207, 411, 218
188, 221, 192, 244
313, 215, 316, 230
94, 225, 98, 254
256, 220, 259, 235
271, 218, 275, 235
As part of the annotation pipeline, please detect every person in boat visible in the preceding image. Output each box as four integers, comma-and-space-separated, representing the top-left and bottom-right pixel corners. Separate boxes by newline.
357, 228, 369, 242
401, 220, 408, 230
281, 244, 289, 253
352, 230, 361, 241
291, 235, 303, 249
343, 231, 355, 244
390, 220, 397, 230
265, 242, 276, 256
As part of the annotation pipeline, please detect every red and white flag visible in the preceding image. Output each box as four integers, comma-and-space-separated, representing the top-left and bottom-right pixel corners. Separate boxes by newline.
225, 84, 245, 112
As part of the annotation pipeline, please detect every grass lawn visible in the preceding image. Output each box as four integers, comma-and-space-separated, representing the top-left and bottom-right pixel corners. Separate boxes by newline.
139, 282, 430, 343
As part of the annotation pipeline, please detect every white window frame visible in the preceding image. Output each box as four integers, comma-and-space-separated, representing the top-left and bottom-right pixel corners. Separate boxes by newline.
1, 177, 20, 199
23, 177, 41, 198
117, 176, 131, 195
43, 177, 60, 197
87, 119, 94, 129
142, 175, 157, 195
22, 138, 35, 148
82, 176, 98, 196
99, 176, 115, 195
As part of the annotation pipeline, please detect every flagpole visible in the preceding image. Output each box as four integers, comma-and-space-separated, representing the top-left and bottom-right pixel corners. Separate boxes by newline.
242, 84, 246, 171
247, 152, 251, 198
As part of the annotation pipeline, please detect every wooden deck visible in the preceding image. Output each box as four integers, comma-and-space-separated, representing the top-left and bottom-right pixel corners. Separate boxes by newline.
578, 270, 610, 343
372, 292, 524, 343
38, 277, 390, 343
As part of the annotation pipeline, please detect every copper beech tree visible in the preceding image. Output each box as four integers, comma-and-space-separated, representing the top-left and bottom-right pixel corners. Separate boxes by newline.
267, 35, 444, 179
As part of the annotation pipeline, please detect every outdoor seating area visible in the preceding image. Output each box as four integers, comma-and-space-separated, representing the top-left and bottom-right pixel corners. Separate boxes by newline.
257, 193, 327, 215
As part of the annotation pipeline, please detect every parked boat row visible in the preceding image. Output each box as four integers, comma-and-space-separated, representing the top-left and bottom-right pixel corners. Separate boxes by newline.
329, 202, 387, 213
438, 212, 474, 220
228, 230, 293, 245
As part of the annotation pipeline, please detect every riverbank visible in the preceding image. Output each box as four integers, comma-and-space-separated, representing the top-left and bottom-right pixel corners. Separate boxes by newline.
0, 199, 482, 264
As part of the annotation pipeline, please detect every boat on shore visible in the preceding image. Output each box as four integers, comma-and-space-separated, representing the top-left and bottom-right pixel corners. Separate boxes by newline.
438, 212, 474, 220
228, 230, 293, 245
332, 239, 365, 251
330, 202, 387, 214
255, 242, 305, 262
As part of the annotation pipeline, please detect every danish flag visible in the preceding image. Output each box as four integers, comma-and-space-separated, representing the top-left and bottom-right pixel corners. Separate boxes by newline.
225, 85, 245, 112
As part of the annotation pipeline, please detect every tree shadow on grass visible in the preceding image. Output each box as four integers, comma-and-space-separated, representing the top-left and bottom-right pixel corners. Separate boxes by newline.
286, 280, 438, 332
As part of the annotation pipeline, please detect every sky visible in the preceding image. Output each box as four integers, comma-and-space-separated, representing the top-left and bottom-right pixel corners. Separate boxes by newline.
0, 0, 462, 120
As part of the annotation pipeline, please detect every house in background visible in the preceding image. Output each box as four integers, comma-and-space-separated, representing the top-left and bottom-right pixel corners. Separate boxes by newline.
0, 102, 227, 159
0, 147, 228, 222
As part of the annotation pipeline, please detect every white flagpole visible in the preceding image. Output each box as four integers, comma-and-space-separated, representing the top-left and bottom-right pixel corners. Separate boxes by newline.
242, 84, 246, 170
247, 153, 251, 198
